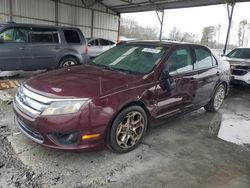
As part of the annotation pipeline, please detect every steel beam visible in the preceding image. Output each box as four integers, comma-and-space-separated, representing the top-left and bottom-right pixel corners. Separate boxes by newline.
223, 3, 235, 55
156, 10, 164, 41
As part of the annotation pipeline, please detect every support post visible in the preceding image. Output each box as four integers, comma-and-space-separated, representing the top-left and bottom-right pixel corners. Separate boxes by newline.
223, 3, 235, 55
55, 0, 59, 26
117, 13, 121, 42
9, 0, 13, 22
156, 9, 164, 41
91, 10, 94, 38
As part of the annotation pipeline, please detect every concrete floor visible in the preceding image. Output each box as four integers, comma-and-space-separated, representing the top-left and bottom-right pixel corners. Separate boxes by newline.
1, 73, 250, 188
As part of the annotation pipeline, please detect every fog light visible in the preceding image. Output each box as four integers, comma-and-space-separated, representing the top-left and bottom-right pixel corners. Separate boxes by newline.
49, 131, 80, 145
82, 134, 100, 140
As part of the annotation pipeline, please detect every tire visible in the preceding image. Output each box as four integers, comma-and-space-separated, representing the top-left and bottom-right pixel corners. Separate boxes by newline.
108, 106, 148, 153
59, 57, 79, 68
204, 84, 226, 112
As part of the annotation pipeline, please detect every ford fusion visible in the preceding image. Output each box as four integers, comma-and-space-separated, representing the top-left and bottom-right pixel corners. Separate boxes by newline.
14, 41, 230, 153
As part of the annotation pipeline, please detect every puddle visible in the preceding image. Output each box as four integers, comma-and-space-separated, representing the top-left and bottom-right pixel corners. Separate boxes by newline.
217, 113, 250, 146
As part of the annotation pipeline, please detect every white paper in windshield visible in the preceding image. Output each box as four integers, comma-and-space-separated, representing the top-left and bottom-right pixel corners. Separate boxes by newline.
142, 48, 161, 54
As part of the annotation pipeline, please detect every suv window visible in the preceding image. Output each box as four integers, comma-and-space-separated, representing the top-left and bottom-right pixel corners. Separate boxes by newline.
64, 30, 81, 44
0, 27, 28, 43
167, 48, 193, 75
30, 28, 59, 43
194, 48, 213, 69
227, 48, 250, 59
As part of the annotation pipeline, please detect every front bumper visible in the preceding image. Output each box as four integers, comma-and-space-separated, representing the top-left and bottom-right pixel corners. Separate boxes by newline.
231, 72, 250, 85
13, 102, 105, 151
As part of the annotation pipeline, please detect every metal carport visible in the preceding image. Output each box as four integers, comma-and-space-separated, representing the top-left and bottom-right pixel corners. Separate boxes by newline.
0, 0, 249, 53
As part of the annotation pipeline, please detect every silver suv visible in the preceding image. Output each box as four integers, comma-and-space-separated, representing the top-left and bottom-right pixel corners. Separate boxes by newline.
0, 22, 89, 71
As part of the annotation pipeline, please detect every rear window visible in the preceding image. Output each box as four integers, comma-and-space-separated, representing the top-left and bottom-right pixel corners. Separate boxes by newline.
30, 28, 59, 43
64, 30, 81, 44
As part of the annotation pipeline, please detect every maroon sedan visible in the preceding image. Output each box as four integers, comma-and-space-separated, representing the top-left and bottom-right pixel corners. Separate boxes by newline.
13, 41, 230, 153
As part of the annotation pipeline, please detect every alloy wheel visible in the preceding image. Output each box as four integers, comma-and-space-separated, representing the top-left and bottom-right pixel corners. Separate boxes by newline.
213, 86, 225, 111
116, 111, 145, 149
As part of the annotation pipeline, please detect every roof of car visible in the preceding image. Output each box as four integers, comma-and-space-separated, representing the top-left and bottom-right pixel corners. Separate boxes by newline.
119, 40, 208, 48
0, 22, 80, 30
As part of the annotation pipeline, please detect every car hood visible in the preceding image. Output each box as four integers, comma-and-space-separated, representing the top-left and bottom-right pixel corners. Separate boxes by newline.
24, 65, 141, 99
226, 57, 250, 66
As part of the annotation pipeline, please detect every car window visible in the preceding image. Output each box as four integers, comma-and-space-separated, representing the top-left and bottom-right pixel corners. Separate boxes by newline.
227, 48, 250, 59
167, 48, 193, 75
89, 39, 99, 46
194, 48, 213, 69
30, 28, 59, 43
100, 39, 111, 46
0, 27, 29, 43
92, 45, 168, 74
64, 30, 81, 44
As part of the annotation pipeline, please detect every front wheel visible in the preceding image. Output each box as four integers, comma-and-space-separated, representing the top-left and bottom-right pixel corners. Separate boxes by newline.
108, 106, 148, 153
204, 84, 226, 112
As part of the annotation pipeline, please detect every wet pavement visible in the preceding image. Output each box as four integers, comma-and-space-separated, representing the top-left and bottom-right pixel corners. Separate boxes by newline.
0, 72, 250, 188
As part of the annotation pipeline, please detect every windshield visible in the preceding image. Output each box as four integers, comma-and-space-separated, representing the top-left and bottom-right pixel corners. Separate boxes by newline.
227, 48, 250, 59
92, 44, 168, 74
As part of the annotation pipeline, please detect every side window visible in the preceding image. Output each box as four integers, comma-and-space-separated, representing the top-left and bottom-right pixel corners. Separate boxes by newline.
64, 30, 81, 44
167, 48, 193, 75
30, 28, 59, 43
0, 27, 28, 43
194, 48, 213, 69
89, 39, 99, 46
100, 39, 110, 46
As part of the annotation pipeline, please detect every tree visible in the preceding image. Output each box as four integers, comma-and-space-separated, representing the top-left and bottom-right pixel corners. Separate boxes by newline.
238, 19, 248, 46
216, 24, 222, 48
201, 26, 216, 47
167, 27, 197, 43
120, 17, 159, 40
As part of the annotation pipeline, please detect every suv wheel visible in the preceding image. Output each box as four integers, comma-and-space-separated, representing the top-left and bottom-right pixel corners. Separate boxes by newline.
109, 106, 148, 153
59, 57, 78, 68
204, 84, 226, 112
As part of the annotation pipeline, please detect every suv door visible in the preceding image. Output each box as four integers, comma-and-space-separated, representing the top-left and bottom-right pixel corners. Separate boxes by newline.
28, 27, 60, 70
0, 26, 30, 70
192, 46, 220, 107
155, 47, 198, 118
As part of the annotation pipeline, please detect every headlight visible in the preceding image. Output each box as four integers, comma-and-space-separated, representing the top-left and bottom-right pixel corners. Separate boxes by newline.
41, 100, 87, 116
230, 65, 235, 70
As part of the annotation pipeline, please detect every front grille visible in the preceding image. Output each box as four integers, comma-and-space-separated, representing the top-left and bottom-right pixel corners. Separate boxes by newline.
16, 118, 44, 144
15, 85, 49, 118
231, 69, 248, 76
234, 65, 250, 70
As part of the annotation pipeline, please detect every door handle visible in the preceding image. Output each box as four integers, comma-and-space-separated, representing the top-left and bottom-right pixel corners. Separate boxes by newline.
19, 47, 25, 50
55, 46, 61, 50
216, 71, 221, 76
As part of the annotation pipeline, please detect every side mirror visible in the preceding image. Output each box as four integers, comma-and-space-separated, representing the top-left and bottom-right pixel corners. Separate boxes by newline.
159, 69, 176, 91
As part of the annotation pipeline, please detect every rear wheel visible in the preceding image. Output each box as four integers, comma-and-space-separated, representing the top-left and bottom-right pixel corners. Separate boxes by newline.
59, 57, 79, 68
109, 106, 148, 153
204, 84, 226, 112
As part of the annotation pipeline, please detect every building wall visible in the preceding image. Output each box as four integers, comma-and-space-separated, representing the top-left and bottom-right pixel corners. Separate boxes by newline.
0, 0, 119, 41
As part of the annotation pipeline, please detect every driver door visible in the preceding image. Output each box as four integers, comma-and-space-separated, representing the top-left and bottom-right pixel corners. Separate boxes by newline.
155, 47, 198, 118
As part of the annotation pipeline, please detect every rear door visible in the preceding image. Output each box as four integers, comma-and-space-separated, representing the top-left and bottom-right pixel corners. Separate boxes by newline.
28, 27, 60, 70
88, 39, 101, 57
155, 47, 198, 118
192, 46, 220, 107
0, 26, 30, 70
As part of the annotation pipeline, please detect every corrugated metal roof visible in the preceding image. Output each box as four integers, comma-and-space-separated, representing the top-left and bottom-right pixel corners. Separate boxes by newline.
100, 0, 250, 13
